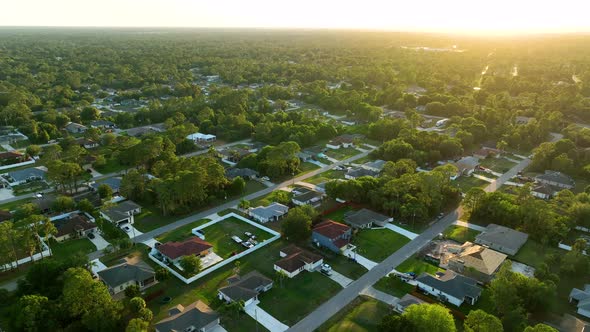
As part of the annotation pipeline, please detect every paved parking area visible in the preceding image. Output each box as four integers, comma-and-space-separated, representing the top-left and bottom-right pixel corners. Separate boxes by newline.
121, 223, 144, 239
90, 258, 107, 276
323, 270, 353, 288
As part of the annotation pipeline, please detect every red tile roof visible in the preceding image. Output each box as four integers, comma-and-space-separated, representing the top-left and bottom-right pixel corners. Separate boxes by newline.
332, 238, 350, 249
313, 220, 350, 239
0, 151, 23, 160
158, 237, 213, 260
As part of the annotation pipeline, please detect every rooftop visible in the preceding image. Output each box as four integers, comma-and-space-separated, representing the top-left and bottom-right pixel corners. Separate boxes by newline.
225, 168, 258, 179
52, 214, 97, 238
155, 300, 219, 332
344, 208, 391, 227
416, 270, 482, 300
313, 220, 350, 240
445, 241, 507, 275
218, 271, 273, 302
536, 170, 575, 187
475, 224, 529, 253
250, 202, 289, 219
275, 245, 323, 273
5, 167, 46, 182
158, 237, 213, 260
97, 260, 155, 288
346, 167, 379, 178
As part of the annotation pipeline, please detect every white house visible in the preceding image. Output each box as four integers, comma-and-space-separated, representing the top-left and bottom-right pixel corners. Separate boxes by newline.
273, 245, 323, 278
248, 202, 289, 223
415, 271, 482, 307
186, 132, 216, 143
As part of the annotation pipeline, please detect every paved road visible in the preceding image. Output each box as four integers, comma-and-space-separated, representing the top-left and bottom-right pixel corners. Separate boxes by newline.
86, 150, 373, 260
287, 156, 532, 332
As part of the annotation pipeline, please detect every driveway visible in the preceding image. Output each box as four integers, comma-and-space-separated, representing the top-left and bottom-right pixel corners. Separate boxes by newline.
383, 223, 418, 240
88, 232, 110, 250
323, 270, 353, 288
0, 188, 15, 201
307, 160, 327, 168
360, 286, 399, 305
453, 220, 486, 232
90, 258, 107, 275
121, 224, 144, 239
142, 238, 159, 248
245, 301, 289, 332
343, 249, 378, 270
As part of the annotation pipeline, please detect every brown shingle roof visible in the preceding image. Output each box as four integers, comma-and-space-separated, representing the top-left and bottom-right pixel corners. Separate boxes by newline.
275, 246, 322, 273
313, 220, 350, 240
158, 237, 212, 260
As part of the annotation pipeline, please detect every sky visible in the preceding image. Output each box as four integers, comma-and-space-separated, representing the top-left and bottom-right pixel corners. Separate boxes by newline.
1, 0, 588, 34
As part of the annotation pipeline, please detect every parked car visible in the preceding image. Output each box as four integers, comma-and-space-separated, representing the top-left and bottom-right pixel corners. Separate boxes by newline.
320, 264, 332, 276
123, 226, 131, 232
261, 176, 270, 181
245, 232, 253, 238
87, 233, 95, 239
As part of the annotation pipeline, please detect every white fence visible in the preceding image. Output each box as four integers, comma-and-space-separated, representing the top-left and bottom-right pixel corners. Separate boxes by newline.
558, 242, 588, 256
149, 213, 281, 284
0, 159, 35, 172
1, 236, 51, 271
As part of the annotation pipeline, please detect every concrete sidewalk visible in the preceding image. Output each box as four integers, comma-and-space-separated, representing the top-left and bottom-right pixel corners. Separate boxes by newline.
89, 232, 110, 250
383, 223, 419, 240
453, 220, 486, 232
325, 270, 353, 288
245, 301, 289, 332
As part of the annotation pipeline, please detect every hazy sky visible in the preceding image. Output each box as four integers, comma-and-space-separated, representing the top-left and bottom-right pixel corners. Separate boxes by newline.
1, 0, 588, 34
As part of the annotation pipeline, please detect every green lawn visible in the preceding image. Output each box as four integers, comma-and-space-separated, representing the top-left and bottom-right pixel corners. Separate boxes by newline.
443, 225, 480, 243
309, 245, 368, 279
197, 216, 274, 258
133, 205, 180, 232
458, 288, 495, 316
0, 197, 34, 212
305, 169, 346, 185
353, 229, 411, 262
396, 256, 444, 275
244, 180, 266, 194
250, 190, 292, 207
155, 219, 211, 243
512, 240, 560, 268
325, 147, 361, 161
297, 161, 320, 175
318, 296, 392, 332
324, 206, 354, 222
453, 175, 488, 193
94, 157, 127, 174
374, 275, 415, 297
259, 271, 341, 326
479, 157, 517, 173
12, 181, 50, 196
50, 238, 97, 261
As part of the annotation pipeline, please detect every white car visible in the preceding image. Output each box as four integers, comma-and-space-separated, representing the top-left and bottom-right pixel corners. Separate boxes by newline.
261, 176, 270, 181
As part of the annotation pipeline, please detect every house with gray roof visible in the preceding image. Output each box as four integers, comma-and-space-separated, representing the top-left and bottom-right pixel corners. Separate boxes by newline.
416, 270, 482, 306
2, 167, 47, 186
453, 156, 480, 177
292, 187, 323, 206
248, 202, 289, 223
91, 177, 122, 194
474, 224, 529, 256
90, 120, 116, 129
155, 300, 220, 332
570, 285, 590, 319
100, 200, 142, 226
65, 122, 88, 134
535, 170, 575, 189
97, 260, 156, 295
345, 167, 380, 180
344, 208, 392, 229
225, 168, 259, 180
218, 271, 273, 307
362, 160, 387, 172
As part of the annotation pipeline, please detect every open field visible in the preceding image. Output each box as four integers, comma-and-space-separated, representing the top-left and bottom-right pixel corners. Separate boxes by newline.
155, 219, 211, 243
396, 256, 444, 275
479, 157, 517, 173
305, 169, 346, 185
374, 275, 415, 297
318, 296, 391, 332
443, 225, 480, 243
453, 175, 488, 193
50, 238, 97, 261
325, 147, 360, 161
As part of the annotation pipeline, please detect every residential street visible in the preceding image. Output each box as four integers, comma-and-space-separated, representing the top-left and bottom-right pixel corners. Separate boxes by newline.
287, 156, 532, 332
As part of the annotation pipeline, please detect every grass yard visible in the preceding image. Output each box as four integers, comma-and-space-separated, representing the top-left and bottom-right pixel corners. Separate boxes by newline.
250, 190, 292, 207
396, 256, 444, 275
50, 238, 97, 261
305, 169, 346, 185
572, 177, 590, 194
479, 157, 517, 173
133, 205, 180, 232
324, 206, 354, 222
309, 245, 368, 279
512, 240, 560, 268
0, 197, 34, 212
318, 296, 392, 332
12, 181, 49, 196
198, 216, 274, 258
259, 271, 341, 326
325, 147, 361, 161
453, 175, 488, 193
459, 288, 495, 316
297, 161, 320, 175
353, 229, 411, 262
243, 180, 266, 194
94, 157, 128, 174
374, 275, 415, 297
155, 219, 211, 243
443, 225, 480, 243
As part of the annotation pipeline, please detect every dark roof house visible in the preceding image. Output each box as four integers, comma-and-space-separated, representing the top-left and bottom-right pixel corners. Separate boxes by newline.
344, 208, 392, 228
416, 270, 482, 306
155, 300, 220, 332
218, 271, 273, 305
474, 224, 529, 256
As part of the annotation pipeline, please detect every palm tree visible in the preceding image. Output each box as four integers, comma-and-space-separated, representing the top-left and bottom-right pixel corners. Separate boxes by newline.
276, 270, 288, 288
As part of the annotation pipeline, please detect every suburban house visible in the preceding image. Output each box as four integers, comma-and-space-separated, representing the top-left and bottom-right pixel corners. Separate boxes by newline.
126, 124, 165, 138
274, 245, 323, 278
345, 167, 380, 180
75, 138, 99, 149
416, 270, 483, 306
90, 177, 122, 194
535, 170, 575, 189
99, 200, 142, 226
394, 294, 425, 313
475, 224, 529, 256
219, 148, 252, 163
304, 146, 327, 159
362, 160, 387, 172
0, 151, 27, 166
569, 285, 590, 319
248, 202, 289, 223
90, 119, 116, 129
312, 220, 353, 254
531, 183, 555, 200
297, 151, 312, 162
326, 134, 361, 149
65, 122, 88, 133
97, 260, 156, 295
344, 208, 392, 229
157, 237, 213, 264
292, 187, 323, 206
225, 168, 259, 180
187, 132, 216, 143
155, 300, 220, 332
441, 242, 507, 282
51, 213, 97, 242
218, 271, 273, 306
2, 167, 47, 186
515, 116, 534, 125
453, 156, 480, 177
